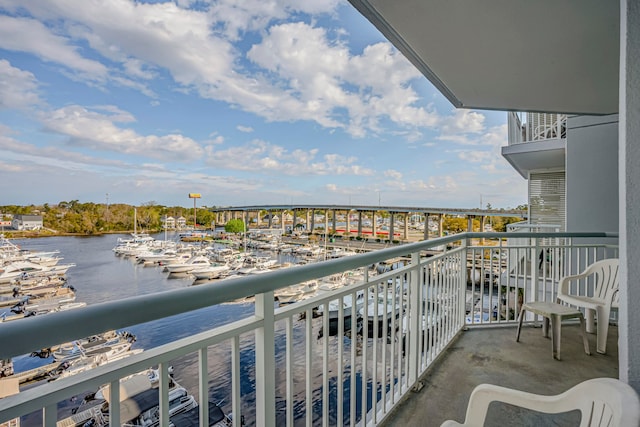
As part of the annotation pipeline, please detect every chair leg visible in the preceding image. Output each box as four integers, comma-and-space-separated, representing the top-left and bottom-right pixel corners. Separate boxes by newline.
596, 306, 610, 354
579, 315, 591, 356
542, 317, 550, 338
585, 308, 596, 333
516, 307, 526, 342
551, 314, 561, 360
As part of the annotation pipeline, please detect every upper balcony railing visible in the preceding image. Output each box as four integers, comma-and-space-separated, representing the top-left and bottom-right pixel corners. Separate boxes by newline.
0, 231, 618, 427
508, 112, 567, 145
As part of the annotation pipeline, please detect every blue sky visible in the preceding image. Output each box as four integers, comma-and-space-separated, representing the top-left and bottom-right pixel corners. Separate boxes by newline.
0, 0, 526, 209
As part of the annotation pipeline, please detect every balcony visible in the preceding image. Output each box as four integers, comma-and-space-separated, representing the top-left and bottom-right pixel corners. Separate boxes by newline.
0, 231, 619, 426
502, 113, 567, 179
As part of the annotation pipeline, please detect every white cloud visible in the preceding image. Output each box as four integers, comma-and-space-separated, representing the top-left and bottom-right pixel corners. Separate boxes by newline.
209, 0, 341, 41
440, 109, 486, 135
1, 1, 450, 140
457, 150, 492, 163
39, 105, 205, 161
0, 15, 108, 80
237, 125, 254, 133
0, 60, 43, 110
384, 169, 403, 180
247, 22, 441, 137
205, 139, 374, 176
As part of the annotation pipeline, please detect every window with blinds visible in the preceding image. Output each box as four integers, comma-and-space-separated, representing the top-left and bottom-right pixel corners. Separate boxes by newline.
529, 171, 566, 231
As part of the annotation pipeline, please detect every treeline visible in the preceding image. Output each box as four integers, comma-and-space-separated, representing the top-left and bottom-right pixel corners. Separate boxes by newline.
0, 201, 216, 235
0, 201, 525, 236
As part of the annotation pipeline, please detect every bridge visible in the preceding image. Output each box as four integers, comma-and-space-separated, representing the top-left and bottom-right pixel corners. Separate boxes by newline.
208, 204, 528, 241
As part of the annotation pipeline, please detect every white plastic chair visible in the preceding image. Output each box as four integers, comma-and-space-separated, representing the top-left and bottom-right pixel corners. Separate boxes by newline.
440, 378, 640, 427
557, 258, 619, 354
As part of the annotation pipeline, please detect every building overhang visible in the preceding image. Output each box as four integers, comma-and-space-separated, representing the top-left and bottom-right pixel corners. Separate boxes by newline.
501, 139, 566, 179
348, 0, 620, 114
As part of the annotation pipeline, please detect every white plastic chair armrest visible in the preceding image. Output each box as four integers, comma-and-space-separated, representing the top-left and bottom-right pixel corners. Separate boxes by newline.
557, 271, 589, 299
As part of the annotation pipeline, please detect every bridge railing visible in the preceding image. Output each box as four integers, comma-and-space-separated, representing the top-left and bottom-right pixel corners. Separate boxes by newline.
0, 231, 618, 426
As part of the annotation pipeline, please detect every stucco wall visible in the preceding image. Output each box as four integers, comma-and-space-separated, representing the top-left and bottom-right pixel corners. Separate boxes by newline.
565, 114, 619, 232
619, 0, 640, 392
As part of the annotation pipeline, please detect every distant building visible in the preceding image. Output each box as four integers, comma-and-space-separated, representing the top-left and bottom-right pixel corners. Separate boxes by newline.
176, 216, 187, 229
161, 215, 176, 229
12, 215, 43, 231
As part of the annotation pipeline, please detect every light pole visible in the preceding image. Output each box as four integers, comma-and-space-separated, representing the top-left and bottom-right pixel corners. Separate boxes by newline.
188, 193, 201, 230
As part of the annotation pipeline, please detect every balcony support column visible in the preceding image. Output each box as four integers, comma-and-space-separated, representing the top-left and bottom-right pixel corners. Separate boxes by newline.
255, 291, 276, 427
619, 0, 640, 392
438, 214, 444, 237
372, 211, 377, 238
389, 212, 395, 242
324, 211, 329, 237
292, 209, 298, 232
358, 211, 363, 238
346, 210, 351, 236
424, 214, 430, 240
310, 210, 315, 234
404, 213, 409, 241
332, 210, 337, 234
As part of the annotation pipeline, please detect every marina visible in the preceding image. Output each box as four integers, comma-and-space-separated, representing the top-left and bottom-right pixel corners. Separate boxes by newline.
1, 230, 509, 426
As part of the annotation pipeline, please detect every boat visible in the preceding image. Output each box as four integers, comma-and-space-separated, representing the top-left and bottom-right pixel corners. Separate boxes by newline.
316, 291, 372, 319
274, 287, 304, 304
317, 273, 348, 292
358, 295, 403, 322
164, 255, 211, 274
0, 260, 75, 284
55, 348, 144, 380
58, 366, 231, 427
52, 330, 136, 361
190, 263, 231, 280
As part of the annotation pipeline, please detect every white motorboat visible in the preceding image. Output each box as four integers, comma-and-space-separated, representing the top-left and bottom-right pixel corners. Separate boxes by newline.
316, 290, 373, 319
190, 263, 231, 280
0, 260, 75, 284
275, 288, 304, 304
56, 348, 144, 379
358, 295, 402, 322
165, 255, 211, 274
120, 386, 198, 426
317, 273, 348, 292
52, 330, 136, 361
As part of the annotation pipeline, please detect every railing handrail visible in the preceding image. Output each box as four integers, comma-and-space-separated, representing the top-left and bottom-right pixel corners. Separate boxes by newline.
0, 231, 618, 360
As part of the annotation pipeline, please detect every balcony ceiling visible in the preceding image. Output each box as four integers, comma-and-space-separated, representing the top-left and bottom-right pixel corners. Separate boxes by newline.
348, 0, 620, 115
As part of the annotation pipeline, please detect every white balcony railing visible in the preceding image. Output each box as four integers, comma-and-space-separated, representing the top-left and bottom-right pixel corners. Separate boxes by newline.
508, 112, 567, 145
0, 231, 618, 427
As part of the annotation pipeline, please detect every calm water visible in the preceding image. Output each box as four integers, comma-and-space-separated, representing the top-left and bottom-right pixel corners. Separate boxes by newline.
10, 233, 361, 426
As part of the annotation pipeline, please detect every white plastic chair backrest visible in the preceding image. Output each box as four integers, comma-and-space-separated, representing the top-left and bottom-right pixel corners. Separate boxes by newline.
569, 378, 640, 426
585, 259, 619, 305
463, 378, 640, 427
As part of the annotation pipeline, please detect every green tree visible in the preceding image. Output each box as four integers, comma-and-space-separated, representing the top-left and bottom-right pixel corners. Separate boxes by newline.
225, 218, 246, 234
443, 217, 480, 234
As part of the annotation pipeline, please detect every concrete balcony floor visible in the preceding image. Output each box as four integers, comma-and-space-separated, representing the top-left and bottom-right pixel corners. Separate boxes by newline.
383, 323, 619, 426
